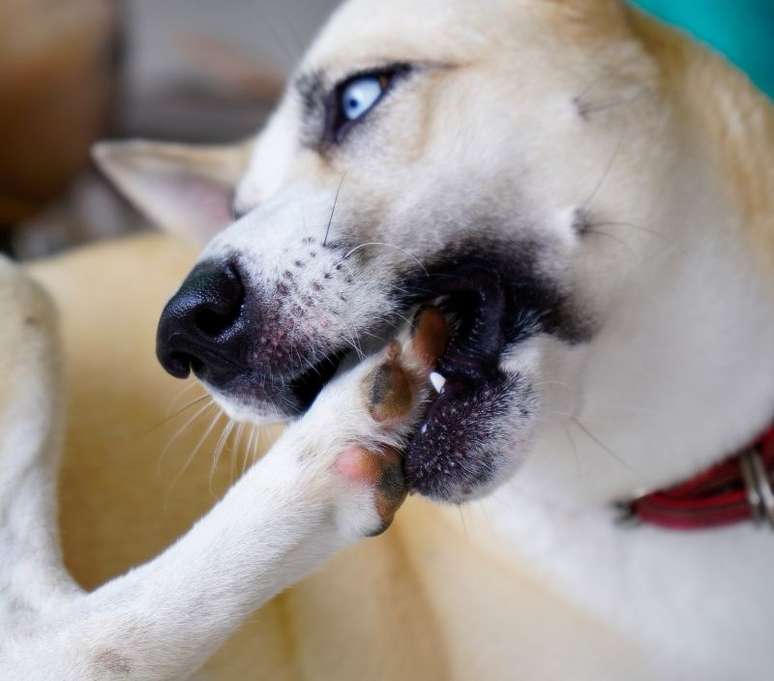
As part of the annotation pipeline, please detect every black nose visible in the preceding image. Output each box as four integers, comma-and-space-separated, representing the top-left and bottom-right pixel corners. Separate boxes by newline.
157, 260, 246, 384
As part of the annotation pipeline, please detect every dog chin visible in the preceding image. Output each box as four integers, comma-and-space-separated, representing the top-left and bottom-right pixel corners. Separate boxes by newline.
207, 387, 295, 426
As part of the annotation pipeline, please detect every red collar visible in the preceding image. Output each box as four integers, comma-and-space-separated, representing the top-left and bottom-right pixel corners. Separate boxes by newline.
620, 424, 774, 530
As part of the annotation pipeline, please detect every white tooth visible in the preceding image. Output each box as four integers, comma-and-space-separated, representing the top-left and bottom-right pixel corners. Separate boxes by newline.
430, 371, 446, 394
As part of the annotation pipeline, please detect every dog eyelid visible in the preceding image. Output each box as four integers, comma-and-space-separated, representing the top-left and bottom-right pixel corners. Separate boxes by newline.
326, 63, 413, 145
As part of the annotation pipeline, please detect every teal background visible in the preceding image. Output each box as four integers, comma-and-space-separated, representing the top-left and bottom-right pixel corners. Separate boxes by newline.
630, 0, 774, 99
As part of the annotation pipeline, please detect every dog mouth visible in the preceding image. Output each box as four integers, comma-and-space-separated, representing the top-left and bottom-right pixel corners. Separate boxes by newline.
285, 264, 522, 500
289, 265, 509, 413
402, 266, 525, 498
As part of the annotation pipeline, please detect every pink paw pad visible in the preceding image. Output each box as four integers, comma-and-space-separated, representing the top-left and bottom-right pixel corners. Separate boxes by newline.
335, 446, 407, 534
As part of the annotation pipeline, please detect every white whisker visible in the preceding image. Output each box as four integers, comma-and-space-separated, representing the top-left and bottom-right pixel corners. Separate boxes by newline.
209, 420, 236, 493
167, 409, 224, 499
340, 241, 428, 276
157, 399, 215, 475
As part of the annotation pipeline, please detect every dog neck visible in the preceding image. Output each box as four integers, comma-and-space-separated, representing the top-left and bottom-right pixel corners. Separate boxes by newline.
515, 16, 774, 511
524, 221, 774, 509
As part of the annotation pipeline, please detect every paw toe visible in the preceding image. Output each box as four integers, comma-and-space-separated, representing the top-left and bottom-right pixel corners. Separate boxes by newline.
335, 446, 407, 535
372, 447, 407, 534
365, 354, 415, 424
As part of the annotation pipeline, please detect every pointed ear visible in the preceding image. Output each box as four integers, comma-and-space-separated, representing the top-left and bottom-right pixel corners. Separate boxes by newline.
92, 139, 252, 244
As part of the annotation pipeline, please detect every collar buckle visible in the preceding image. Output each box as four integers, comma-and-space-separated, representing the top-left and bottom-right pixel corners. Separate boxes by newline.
740, 447, 774, 529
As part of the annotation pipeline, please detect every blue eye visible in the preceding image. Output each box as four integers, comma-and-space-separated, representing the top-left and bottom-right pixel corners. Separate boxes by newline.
326, 65, 411, 143
340, 75, 386, 122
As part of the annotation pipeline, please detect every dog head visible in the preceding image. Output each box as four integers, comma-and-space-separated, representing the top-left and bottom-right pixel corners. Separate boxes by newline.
98, 0, 683, 502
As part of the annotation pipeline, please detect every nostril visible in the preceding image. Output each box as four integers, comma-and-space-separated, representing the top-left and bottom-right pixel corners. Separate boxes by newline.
157, 259, 247, 381
195, 304, 239, 338
190, 263, 244, 337
165, 351, 196, 379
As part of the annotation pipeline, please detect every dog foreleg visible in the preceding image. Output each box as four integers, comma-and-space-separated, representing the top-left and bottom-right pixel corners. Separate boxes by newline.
3, 312, 438, 681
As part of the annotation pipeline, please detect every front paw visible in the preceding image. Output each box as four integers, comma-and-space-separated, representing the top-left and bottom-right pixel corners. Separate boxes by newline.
333, 445, 406, 537
291, 307, 447, 538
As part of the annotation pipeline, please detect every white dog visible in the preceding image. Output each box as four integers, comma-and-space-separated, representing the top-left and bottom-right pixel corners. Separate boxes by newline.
3, 0, 774, 678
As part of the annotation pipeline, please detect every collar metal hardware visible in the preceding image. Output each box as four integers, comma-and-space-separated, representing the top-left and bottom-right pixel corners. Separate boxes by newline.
740, 448, 774, 529
617, 423, 774, 531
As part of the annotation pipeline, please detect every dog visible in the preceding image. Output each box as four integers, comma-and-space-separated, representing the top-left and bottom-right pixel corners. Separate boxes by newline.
3, 0, 774, 678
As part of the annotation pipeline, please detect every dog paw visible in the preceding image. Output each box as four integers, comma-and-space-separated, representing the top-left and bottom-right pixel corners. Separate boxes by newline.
288, 307, 447, 538
333, 445, 407, 537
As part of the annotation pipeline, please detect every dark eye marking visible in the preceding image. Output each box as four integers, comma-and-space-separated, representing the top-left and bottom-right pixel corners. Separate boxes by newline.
295, 63, 413, 150
297, 71, 327, 129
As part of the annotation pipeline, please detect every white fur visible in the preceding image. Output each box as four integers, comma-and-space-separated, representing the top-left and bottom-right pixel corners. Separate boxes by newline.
6, 0, 774, 678
485, 219, 774, 677
0, 255, 415, 680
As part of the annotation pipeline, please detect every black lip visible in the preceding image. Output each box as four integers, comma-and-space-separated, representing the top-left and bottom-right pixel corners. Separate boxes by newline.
288, 260, 521, 416
429, 269, 507, 384
288, 348, 349, 412
396, 237, 592, 349
204, 238, 589, 424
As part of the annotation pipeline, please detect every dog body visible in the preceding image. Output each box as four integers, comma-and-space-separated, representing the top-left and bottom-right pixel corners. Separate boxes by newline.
2, 0, 773, 678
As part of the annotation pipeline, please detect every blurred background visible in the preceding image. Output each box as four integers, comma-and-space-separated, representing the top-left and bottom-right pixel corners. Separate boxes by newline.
1, 0, 772, 260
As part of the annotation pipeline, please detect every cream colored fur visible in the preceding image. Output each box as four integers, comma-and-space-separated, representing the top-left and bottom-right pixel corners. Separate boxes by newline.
2, 0, 773, 678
